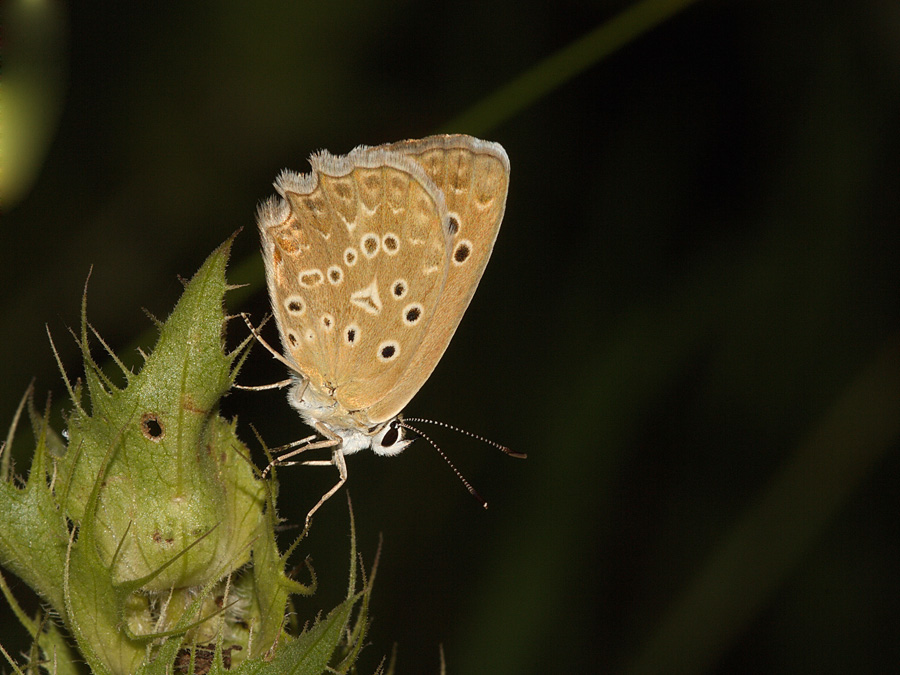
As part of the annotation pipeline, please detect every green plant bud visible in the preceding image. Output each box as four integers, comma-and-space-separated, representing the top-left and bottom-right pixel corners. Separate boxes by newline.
2, 239, 374, 675
56, 238, 263, 592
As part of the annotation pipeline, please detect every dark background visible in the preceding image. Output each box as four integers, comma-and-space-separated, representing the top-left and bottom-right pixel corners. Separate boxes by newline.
3, 1, 899, 673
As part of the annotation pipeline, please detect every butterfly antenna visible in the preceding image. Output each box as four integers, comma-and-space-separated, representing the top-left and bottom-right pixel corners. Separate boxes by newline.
398, 421, 488, 509
402, 418, 527, 459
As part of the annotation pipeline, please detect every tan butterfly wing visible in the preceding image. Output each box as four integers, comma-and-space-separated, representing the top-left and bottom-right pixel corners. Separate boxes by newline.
258, 147, 452, 416
362, 134, 510, 423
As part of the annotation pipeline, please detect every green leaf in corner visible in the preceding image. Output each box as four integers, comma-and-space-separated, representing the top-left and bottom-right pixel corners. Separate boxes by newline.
257, 592, 362, 675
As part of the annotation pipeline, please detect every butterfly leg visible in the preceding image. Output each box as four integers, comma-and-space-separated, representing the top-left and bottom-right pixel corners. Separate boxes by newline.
285, 423, 347, 528
262, 433, 332, 477
233, 378, 293, 391
301, 447, 348, 529
260, 424, 347, 528
240, 312, 310, 376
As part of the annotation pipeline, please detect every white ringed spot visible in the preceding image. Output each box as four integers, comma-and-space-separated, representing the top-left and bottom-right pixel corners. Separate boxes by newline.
327, 265, 344, 285
377, 340, 400, 362
284, 295, 306, 316
452, 239, 473, 266
298, 268, 324, 287
402, 303, 424, 326
391, 278, 408, 300
382, 232, 400, 255
361, 233, 380, 259
343, 323, 360, 346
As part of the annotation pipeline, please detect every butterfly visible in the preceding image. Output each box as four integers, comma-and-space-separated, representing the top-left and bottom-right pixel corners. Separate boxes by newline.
251, 134, 517, 523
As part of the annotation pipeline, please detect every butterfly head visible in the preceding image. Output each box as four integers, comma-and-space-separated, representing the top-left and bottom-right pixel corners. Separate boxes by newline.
326, 418, 411, 457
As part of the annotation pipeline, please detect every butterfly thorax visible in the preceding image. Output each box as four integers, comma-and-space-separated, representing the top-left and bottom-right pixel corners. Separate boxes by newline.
287, 378, 410, 456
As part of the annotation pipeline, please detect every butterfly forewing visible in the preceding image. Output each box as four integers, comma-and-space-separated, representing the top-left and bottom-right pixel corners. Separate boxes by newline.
363, 135, 510, 423
258, 147, 451, 420
334, 160, 450, 412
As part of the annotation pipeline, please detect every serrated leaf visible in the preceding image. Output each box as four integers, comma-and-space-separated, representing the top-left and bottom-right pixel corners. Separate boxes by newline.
0, 396, 70, 616
238, 593, 361, 675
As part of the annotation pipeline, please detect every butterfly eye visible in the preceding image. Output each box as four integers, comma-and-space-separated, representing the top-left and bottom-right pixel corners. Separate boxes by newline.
447, 214, 460, 236
381, 424, 400, 447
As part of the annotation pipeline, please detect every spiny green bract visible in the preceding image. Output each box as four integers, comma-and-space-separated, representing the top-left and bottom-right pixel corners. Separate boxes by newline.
0, 239, 374, 675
